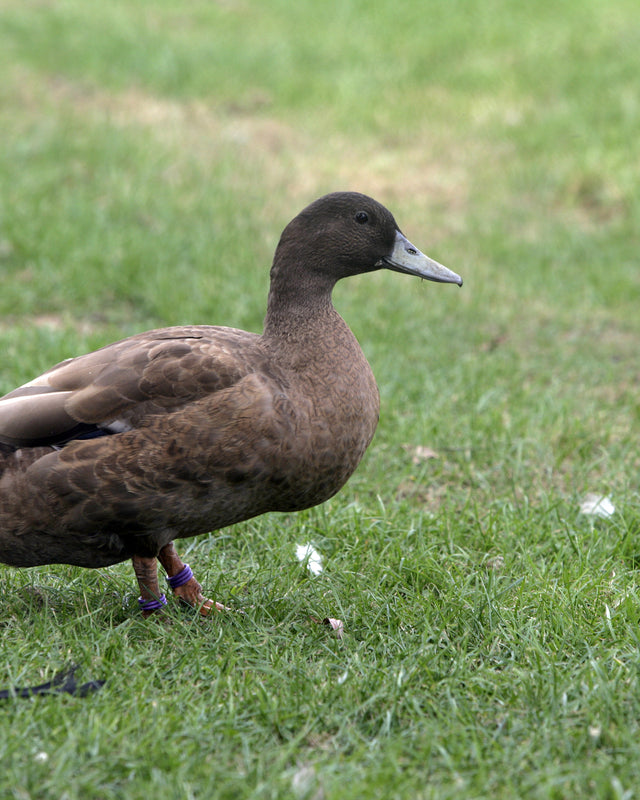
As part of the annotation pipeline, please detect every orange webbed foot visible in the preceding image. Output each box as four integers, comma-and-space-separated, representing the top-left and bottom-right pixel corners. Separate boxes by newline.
170, 573, 225, 616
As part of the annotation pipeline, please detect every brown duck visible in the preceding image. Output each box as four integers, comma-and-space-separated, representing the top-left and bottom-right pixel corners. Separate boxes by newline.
0, 192, 462, 616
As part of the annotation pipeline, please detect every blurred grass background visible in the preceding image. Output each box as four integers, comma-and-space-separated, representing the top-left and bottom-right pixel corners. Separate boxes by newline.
1, 1, 639, 798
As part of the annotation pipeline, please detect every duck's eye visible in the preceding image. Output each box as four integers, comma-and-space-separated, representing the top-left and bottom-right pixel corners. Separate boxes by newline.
355, 211, 369, 224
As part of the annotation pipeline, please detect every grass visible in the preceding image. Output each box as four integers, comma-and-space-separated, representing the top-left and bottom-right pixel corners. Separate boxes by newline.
1, 0, 640, 797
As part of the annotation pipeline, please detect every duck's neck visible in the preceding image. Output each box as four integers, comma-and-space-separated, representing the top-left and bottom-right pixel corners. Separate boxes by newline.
262, 265, 339, 344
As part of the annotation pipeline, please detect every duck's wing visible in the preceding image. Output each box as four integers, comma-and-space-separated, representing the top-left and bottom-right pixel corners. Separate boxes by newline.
0, 325, 261, 447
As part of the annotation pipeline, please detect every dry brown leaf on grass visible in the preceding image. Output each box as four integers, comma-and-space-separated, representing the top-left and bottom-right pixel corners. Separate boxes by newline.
323, 618, 344, 638
309, 616, 344, 639
403, 444, 440, 464
485, 555, 505, 571
395, 478, 447, 508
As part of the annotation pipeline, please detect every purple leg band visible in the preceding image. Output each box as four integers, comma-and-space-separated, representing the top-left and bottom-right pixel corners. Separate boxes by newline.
138, 594, 167, 612
167, 563, 193, 589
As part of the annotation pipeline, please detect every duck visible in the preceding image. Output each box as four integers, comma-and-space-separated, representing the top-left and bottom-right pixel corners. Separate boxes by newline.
0, 192, 462, 617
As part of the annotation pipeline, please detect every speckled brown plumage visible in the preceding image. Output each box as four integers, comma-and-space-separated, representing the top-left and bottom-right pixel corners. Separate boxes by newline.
0, 192, 462, 616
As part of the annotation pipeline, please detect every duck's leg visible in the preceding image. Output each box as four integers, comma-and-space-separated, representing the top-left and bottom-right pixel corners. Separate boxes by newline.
157, 542, 225, 616
131, 555, 167, 618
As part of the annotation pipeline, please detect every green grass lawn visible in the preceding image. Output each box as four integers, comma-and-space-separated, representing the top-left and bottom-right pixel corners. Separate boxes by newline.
1, 0, 640, 797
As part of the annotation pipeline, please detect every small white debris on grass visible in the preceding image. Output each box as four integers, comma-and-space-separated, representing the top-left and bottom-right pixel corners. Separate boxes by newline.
291, 765, 317, 798
34, 752, 49, 764
588, 724, 602, 741
580, 493, 615, 518
296, 543, 323, 576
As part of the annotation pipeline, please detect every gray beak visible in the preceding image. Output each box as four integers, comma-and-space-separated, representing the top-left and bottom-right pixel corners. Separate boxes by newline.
378, 231, 463, 286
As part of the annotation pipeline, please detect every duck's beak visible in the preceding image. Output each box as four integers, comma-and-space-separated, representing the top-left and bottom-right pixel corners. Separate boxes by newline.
379, 231, 463, 286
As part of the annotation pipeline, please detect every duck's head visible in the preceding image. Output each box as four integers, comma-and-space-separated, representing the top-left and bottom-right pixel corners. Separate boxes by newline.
271, 191, 462, 288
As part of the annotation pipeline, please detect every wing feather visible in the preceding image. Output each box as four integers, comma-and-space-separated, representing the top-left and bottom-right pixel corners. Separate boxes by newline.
0, 325, 262, 447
